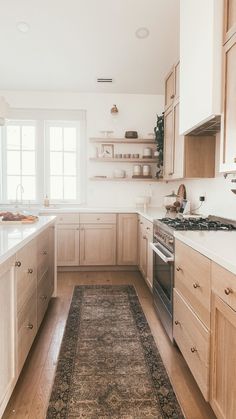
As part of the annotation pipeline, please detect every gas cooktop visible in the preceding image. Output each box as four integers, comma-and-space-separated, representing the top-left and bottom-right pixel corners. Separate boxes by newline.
157, 216, 236, 231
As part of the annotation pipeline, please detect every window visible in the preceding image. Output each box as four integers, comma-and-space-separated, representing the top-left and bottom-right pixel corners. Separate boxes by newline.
0, 109, 86, 204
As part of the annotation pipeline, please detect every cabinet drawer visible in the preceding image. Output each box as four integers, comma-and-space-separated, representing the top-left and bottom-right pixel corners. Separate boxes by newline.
17, 290, 37, 374
37, 269, 52, 328
175, 239, 211, 328
173, 289, 210, 400
15, 239, 37, 313
212, 262, 236, 311
56, 213, 80, 224
80, 213, 116, 224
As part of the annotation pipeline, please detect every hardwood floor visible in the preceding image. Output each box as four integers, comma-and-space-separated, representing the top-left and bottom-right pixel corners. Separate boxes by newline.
3, 271, 216, 419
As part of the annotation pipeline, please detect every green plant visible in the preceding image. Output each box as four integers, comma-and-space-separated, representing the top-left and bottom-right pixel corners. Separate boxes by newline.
154, 112, 164, 178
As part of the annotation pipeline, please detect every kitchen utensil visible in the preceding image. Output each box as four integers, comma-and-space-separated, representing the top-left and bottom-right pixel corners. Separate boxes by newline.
125, 131, 138, 139
164, 191, 180, 212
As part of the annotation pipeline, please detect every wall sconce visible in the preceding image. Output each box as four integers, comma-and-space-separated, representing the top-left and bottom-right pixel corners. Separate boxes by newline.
110, 104, 119, 114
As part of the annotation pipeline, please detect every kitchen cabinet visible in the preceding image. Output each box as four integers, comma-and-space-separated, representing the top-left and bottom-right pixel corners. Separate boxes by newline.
117, 214, 138, 265
220, 32, 236, 172
164, 102, 184, 180
0, 256, 16, 418
210, 292, 236, 419
164, 61, 179, 110
138, 216, 153, 290
80, 224, 116, 265
224, 0, 236, 43
179, 0, 223, 135
57, 225, 80, 266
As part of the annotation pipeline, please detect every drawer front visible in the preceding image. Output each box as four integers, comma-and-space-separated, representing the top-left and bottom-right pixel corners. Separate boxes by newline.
80, 213, 116, 224
37, 229, 50, 280
173, 289, 210, 400
16, 239, 37, 313
175, 239, 211, 328
17, 290, 37, 374
56, 213, 80, 224
37, 269, 52, 328
212, 262, 236, 311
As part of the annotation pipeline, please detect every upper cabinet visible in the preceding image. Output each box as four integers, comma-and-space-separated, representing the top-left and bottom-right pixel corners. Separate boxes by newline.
164, 62, 179, 111
224, 0, 236, 43
179, 0, 223, 135
220, 1, 236, 173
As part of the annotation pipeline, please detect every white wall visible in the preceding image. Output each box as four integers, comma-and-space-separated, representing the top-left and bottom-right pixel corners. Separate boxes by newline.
0, 91, 166, 207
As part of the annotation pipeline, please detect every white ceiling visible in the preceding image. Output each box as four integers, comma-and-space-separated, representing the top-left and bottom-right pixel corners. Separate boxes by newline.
0, 0, 179, 94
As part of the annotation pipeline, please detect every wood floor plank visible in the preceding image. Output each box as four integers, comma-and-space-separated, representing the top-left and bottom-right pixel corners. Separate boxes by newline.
2, 271, 216, 419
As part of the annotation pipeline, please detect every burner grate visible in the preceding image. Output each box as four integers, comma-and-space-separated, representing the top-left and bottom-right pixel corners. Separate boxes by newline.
158, 217, 236, 231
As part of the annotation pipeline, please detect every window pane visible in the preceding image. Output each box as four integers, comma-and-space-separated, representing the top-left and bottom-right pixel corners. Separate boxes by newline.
22, 151, 35, 175
7, 176, 21, 199
64, 177, 76, 200
64, 152, 76, 175
50, 127, 63, 151
21, 176, 36, 200
50, 176, 63, 199
22, 126, 35, 150
7, 151, 20, 175
64, 127, 76, 151
7, 126, 20, 150
50, 152, 63, 175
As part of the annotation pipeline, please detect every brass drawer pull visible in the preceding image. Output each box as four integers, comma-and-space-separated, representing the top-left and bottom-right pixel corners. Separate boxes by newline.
28, 268, 33, 274
176, 266, 182, 272
43, 251, 48, 255
193, 283, 200, 289
191, 347, 197, 353
174, 320, 180, 326
15, 261, 21, 267
27, 323, 33, 330
224, 287, 233, 295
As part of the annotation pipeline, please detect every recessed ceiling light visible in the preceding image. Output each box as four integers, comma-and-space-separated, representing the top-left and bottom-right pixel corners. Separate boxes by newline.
135, 27, 150, 39
16, 22, 30, 33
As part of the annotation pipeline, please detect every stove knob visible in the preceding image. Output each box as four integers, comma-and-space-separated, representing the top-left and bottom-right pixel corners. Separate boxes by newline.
168, 238, 174, 245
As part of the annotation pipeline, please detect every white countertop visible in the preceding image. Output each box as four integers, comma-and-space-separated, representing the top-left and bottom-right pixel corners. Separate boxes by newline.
0, 216, 56, 265
174, 230, 236, 275
38, 206, 167, 223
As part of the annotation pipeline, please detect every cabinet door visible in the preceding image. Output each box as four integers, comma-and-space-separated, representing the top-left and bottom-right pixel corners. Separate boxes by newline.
146, 229, 153, 289
80, 224, 116, 265
220, 33, 236, 172
164, 106, 174, 179
164, 68, 174, 110
117, 214, 138, 265
224, 0, 236, 43
210, 293, 236, 419
0, 257, 16, 418
57, 225, 79, 266
139, 224, 147, 279
172, 102, 184, 179
174, 61, 180, 101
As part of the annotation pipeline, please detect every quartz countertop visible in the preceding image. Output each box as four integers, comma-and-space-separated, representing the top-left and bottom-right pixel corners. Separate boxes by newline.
174, 230, 236, 275
0, 216, 56, 265
38, 206, 167, 223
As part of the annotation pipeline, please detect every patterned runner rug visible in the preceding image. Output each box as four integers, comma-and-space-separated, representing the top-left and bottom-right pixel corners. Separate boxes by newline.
47, 285, 184, 418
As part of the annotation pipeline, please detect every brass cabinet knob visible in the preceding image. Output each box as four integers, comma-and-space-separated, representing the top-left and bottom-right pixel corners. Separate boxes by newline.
43, 250, 48, 255
176, 266, 182, 272
191, 347, 197, 353
224, 287, 233, 295
15, 261, 21, 267
170, 94, 175, 99
27, 323, 33, 330
193, 283, 200, 289
175, 320, 180, 326
28, 268, 33, 274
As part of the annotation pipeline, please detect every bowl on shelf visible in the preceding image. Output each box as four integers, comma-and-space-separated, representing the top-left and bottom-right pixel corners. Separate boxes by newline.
125, 131, 138, 139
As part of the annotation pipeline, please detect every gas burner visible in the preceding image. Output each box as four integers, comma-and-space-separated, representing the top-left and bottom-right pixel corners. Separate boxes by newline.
157, 217, 236, 231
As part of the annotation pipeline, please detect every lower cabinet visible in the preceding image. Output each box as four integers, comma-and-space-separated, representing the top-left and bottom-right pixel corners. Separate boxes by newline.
138, 216, 153, 290
80, 224, 116, 265
210, 293, 236, 419
57, 225, 80, 266
0, 257, 16, 418
117, 214, 138, 265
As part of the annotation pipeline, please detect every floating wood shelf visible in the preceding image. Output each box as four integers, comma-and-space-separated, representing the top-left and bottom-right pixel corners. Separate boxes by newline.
89, 177, 161, 182
90, 138, 155, 144
89, 157, 158, 163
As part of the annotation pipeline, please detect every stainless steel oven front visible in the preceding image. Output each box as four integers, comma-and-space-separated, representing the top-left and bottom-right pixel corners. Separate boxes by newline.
150, 241, 174, 341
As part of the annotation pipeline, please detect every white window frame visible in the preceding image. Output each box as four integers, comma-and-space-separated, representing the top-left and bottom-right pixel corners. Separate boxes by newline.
0, 109, 87, 205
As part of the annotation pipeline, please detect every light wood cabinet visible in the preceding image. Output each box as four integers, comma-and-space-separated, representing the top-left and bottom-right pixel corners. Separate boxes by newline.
224, 0, 236, 43
146, 226, 154, 289
210, 293, 236, 419
139, 222, 147, 278
138, 216, 153, 289
80, 224, 116, 266
164, 62, 179, 110
220, 32, 236, 172
117, 214, 138, 265
0, 257, 16, 418
57, 225, 80, 266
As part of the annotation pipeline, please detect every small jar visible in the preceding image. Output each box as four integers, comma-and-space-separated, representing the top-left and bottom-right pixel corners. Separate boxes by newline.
142, 165, 151, 176
133, 165, 142, 176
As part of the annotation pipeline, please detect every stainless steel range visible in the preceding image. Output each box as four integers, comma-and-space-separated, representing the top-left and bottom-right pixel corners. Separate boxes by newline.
151, 215, 236, 341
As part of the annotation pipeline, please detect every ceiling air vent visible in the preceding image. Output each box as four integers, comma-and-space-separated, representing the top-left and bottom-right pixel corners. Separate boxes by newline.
97, 78, 113, 83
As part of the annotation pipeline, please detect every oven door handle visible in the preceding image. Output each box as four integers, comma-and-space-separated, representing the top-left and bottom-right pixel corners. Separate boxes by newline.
150, 242, 174, 263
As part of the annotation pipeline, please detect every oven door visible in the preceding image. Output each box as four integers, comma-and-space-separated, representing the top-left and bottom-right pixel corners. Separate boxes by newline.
150, 241, 174, 315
